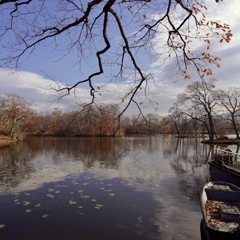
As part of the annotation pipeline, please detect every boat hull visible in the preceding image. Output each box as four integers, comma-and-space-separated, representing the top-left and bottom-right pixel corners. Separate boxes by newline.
199, 181, 240, 239
209, 161, 240, 187
200, 218, 240, 240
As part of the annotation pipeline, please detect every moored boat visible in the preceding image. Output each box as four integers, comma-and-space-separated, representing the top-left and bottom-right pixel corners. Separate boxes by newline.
199, 181, 240, 240
209, 147, 240, 187
209, 160, 240, 187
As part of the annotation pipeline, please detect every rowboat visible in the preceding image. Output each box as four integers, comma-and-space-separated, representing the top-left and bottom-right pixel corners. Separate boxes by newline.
199, 181, 240, 240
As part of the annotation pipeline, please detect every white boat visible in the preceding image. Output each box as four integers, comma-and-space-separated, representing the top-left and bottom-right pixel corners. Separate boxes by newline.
200, 181, 240, 240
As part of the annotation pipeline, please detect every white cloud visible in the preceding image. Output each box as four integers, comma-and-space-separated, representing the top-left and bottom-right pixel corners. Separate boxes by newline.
0, 1, 239, 116
0, 68, 91, 113
149, 0, 240, 100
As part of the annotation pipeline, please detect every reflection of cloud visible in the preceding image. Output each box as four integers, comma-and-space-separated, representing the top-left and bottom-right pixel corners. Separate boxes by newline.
1, 161, 85, 193
92, 156, 166, 183
2, 150, 167, 194
152, 177, 203, 240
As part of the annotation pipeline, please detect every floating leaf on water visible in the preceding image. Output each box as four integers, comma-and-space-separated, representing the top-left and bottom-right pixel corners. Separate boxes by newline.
46, 194, 54, 199
108, 193, 115, 197
42, 214, 49, 219
55, 190, 60, 194
107, 184, 112, 186
55, 185, 68, 188
25, 193, 31, 196
48, 188, 54, 192
69, 200, 77, 205
0, 224, 6, 229
23, 201, 31, 206
94, 204, 104, 209
82, 182, 89, 186
25, 209, 32, 213
78, 206, 83, 209
35, 203, 41, 207
92, 199, 97, 202
80, 195, 90, 199
78, 190, 83, 193
106, 189, 112, 192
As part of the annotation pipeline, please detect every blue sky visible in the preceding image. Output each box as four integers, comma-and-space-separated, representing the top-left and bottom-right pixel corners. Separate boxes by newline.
0, 0, 240, 116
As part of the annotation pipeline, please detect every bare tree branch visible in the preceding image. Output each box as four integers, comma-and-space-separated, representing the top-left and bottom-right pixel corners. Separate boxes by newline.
0, 0, 232, 118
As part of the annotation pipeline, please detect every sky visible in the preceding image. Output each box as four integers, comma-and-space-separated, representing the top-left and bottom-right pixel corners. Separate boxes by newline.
0, 0, 239, 116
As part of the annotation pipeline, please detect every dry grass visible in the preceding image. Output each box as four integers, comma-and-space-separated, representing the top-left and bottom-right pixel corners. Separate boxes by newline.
0, 135, 12, 147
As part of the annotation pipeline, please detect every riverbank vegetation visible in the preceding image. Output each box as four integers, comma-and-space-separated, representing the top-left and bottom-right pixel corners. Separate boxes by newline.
1, 79, 240, 145
165, 80, 240, 143
0, 94, 166, 139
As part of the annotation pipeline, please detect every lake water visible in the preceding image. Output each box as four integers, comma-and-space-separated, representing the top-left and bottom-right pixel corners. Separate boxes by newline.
0, 135, 211, 240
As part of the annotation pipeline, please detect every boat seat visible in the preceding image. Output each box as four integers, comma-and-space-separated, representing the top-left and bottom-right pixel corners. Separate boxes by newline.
219, 205, 240, 222
211, 184, 232, 191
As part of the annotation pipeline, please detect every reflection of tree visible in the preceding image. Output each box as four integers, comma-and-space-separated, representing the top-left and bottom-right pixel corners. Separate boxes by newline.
27, 136, 129, 168
0, 137, 132, 188
126, 135, 163, 154
178, 178, 207, 202
163, 137, 210, 201
0, 143, 34, 189
164, 137, 210, 173
0, 135, 167, 189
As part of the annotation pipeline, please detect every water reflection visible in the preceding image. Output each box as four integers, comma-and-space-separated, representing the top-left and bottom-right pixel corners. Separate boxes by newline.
0, 135, 211, 240
0, 172, 161, 240
163, 137, 210, 200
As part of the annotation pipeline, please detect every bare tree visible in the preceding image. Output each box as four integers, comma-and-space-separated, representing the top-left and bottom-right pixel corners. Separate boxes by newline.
215, 87, 240, 139
168, 104, 183, 136
176, 80, 219, 140
168, 103, 198, 137
0, 0, 232, 117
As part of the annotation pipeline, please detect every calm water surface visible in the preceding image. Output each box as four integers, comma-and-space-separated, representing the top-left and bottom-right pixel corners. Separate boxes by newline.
0, 135, 211, 240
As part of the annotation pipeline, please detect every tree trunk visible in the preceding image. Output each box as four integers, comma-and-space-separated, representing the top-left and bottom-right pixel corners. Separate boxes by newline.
174, 122, 180, 136
207, 114, 215, 141
231, 114, 239, 139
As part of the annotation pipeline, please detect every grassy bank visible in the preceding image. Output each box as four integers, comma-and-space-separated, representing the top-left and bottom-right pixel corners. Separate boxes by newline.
201, 138, 240, 144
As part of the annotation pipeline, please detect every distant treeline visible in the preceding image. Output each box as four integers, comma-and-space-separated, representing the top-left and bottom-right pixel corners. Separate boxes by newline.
1, 79, 240, 142
0, 94, 166, 140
